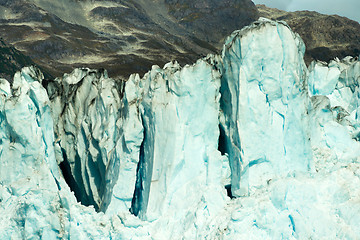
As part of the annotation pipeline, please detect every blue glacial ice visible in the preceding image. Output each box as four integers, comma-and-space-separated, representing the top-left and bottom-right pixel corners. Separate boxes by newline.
47, 68, 144, 214
220, 19, 312, 197
0, 18, 360, 239
127, 59, 229, 238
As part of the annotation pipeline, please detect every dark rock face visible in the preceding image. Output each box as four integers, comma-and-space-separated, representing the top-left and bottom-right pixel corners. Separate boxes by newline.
0, 39, 36, 82
257, 4, 360, 65
1, 1, 358, 80
0, 0, 258, 80
165, 0, 259, 45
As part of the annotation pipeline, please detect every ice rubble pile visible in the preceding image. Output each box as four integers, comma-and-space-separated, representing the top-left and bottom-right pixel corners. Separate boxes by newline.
0, 18, 360, 239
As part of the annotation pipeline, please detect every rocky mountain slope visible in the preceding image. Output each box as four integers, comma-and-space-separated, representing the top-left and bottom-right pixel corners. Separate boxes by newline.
0, 39, 36, 81
257, 4, 360, 64
0, 0, 258, 79
0, 1, 358, 80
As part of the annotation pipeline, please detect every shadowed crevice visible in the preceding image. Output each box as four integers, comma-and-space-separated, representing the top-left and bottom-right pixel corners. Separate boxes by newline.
130, 127, 146, 217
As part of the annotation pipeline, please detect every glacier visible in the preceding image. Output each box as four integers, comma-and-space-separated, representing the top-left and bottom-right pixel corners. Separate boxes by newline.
0, 18, 360, 239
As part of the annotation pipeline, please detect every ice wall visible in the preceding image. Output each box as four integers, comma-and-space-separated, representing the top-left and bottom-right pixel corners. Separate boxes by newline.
220, 56, 360, 240
47, 68, 143, 214
0, 67, 66, 239
128, 59, 229, 238
0, 67, 150, 239
40, 59, 230, 238
220, 19, 312, 197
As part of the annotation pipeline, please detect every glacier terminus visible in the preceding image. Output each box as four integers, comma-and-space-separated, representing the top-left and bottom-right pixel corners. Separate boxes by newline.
0, 18, 360, 239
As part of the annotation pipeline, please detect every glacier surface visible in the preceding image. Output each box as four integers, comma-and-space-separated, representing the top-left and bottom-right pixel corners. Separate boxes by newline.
0, 18, 360, 239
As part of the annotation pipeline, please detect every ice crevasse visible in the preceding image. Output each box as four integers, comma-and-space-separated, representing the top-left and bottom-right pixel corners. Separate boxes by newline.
0, 18, 360, 239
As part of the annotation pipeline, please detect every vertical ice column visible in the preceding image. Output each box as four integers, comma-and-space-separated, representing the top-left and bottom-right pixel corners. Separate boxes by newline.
0, 67, 67, 239
0, 67, 60, 187
130, 58, 228, 226
220, 19, 313, 197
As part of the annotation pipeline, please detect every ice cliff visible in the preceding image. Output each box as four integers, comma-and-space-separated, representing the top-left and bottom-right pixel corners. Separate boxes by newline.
47, 68, 143, 214
0, 18, 360, 239
220, 20, 312, 197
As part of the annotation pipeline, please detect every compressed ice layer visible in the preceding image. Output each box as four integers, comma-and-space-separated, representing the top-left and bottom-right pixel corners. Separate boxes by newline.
220, 19, 312, 197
